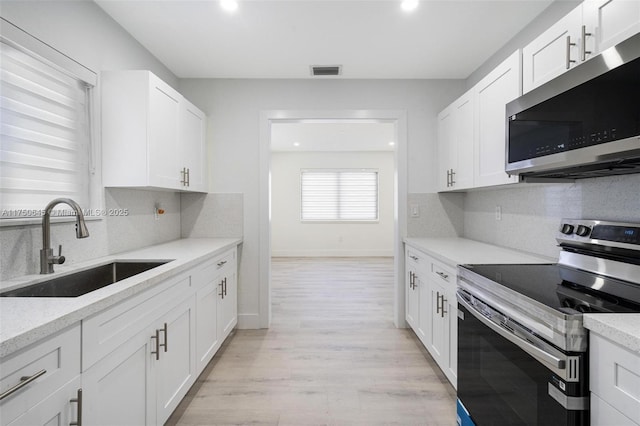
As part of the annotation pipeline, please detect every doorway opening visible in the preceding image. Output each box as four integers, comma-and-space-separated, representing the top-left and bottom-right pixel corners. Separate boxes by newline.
259, 110, 407, 328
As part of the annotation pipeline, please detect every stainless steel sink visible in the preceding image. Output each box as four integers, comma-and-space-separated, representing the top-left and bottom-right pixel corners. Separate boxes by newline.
0, 261, 172, 297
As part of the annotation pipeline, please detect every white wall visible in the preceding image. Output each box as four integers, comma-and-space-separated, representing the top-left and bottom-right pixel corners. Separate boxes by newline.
0, 0, 181, 279
178, 79, 466, 327
271, 151, 394, 257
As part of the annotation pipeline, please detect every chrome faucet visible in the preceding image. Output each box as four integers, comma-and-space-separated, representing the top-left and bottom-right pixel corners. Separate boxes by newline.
40, 198, 90, 274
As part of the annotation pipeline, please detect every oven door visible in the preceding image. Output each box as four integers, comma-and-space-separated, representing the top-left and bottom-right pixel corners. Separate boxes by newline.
457, 293, 588, 426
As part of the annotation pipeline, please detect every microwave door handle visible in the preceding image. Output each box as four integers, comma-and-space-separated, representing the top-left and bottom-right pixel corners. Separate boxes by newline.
457, 293, 566, 370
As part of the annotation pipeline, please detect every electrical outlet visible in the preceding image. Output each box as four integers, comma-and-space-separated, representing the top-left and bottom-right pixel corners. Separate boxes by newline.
495, 205, 502, 221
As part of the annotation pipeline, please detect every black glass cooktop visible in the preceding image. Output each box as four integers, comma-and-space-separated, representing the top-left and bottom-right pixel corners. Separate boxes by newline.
460, 263, 640, 314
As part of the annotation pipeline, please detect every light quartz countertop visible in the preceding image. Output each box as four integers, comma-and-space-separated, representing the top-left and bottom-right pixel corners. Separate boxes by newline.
583, 314, 640, 353
0, 238, 241, 359
404, 237, 554, 267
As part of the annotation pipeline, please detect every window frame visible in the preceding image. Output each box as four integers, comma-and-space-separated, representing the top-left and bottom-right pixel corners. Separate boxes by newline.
299, 168, 380, 223
0, 18, 101, 227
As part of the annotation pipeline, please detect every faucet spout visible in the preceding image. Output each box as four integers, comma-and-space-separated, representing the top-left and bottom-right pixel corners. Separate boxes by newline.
40, 198, 90, 274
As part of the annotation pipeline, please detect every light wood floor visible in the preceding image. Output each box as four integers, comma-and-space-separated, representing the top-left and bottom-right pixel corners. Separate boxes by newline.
168, 257, 456, 425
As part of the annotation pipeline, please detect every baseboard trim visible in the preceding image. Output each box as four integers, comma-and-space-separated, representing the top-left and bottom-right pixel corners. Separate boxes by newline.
237, 313, 262, 329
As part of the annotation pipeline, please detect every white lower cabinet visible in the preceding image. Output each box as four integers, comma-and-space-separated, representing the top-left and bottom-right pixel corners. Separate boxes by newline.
0, 324, 81, 426
83, 292, 196, 426
82, 324, 156, 425
404, 245, 457, 388
194, 248, 238, 372
590, 333, 640, 426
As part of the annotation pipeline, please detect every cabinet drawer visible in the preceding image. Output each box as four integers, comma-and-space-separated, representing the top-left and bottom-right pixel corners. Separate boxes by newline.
82, 272, 193, 370
429, 258, 456, 288
590, 333, 640, 422
0, 324, 80, 425
406, 247, 425, 266
212, 248, 236, 274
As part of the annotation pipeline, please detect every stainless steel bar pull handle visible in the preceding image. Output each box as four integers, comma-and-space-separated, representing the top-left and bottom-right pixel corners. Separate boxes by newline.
186, 168, 190, 187
70, 388, 83, 426
441, 295, 448, 318
581, 25, 592, 61
217, 260, 227, 268
566, 35, 576, 69
0, 369, 47, 400
450, 169, 456, 186
223, 277, 228, 296
436, 292, 441, 314
151, 329, 161, 360
159, 322, 168, 353
435, 271, 449, 281
219, 281, 225, 299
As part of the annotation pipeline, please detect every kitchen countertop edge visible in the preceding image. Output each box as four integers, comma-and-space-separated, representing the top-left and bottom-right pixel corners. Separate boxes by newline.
403, 237, 554, 266
0, 237, 242, 359
583, 314, 640, 353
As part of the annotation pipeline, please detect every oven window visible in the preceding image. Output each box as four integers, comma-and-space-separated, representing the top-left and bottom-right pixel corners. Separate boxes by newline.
458, 303, 579, 426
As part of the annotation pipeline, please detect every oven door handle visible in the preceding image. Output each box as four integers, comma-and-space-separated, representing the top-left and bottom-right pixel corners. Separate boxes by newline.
457, 293, 566, 370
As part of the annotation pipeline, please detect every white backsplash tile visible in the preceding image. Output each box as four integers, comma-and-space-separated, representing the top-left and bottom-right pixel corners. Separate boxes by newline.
181, 193, 244, 238
407, 192, 464, 238
464, 174, 640, 259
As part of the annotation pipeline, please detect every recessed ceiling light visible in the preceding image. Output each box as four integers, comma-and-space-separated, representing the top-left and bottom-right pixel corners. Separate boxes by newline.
401, 0, 419, 12
293, 142, 300, 147
220, 0, 238, 12
388, 141, 395, 146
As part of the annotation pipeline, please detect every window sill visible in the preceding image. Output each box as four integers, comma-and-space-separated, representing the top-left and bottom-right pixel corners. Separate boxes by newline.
0, 215, 103, 228
300, 220, 380, 224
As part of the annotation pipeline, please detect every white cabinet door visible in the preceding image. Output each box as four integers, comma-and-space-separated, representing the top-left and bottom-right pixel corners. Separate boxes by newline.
7, 377, 81, 426
522, 4, 583, 93
180, 98, 208, 192
584, 0, 640, 52
148, 75, 182, 190
444, 285, 457, 389
474, 50, 520, 188
82, 327, 156, 426
437, 90, 474, 191
417, 268, 430, 345
195, 271, 220, 372
437, 106, 454, 192
405, 259, 420, 329
155, 295, 196, 425
451, 92, 474, 190
218, 269, 238, 340
427, 277, 447, 365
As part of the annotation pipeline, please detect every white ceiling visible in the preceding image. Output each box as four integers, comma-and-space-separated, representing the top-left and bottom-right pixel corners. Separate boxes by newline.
94, 0, 553, 79
271, 121, 396, 151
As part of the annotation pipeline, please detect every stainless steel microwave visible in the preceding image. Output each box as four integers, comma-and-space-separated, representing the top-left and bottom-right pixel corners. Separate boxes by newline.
506, 32, 640, 180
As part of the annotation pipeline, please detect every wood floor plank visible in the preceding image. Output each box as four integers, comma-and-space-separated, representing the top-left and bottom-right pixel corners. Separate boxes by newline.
168, 257, 456, 426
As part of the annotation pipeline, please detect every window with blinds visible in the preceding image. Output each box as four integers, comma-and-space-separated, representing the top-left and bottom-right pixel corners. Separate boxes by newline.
0, 35, 94, 219
300, 169, 378, 221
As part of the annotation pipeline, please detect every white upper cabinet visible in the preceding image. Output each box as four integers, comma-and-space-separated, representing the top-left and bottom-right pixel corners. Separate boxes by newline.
102, 70, 208, 192
437, 89, 474, 191
522, 4, 583, 93
180, 98, 208, 192
523, 0, 640, 94
438, 51, 520, 192
474, 51, 521, 187
584, 0, 640, 52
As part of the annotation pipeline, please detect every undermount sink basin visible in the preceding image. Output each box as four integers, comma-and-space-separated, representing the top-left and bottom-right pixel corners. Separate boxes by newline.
0, 261, 172, 298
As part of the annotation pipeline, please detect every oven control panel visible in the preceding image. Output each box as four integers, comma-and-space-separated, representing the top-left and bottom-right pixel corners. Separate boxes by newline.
557, 219, 640, 249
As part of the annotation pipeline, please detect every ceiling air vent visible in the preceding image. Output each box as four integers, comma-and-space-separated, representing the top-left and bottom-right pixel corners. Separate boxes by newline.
310, 65, 342, 76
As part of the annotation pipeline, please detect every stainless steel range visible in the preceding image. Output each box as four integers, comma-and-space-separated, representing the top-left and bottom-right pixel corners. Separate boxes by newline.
456, 219, 640, 426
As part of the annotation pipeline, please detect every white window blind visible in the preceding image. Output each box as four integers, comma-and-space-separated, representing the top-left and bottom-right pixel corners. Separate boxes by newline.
0, 39, 93, 218
301, 169, 378, 221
